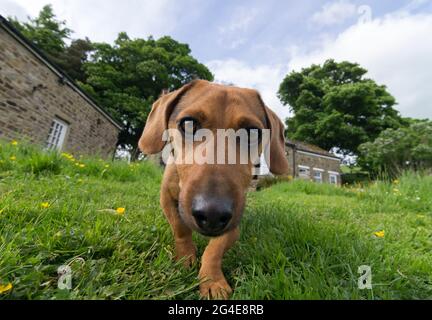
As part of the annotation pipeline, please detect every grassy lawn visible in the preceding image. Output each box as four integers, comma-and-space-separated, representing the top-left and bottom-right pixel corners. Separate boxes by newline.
1, 141, 431, 299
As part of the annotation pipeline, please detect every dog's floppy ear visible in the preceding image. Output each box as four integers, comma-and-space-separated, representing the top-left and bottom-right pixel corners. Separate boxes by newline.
138, 83, 194, 155
263, 105, 289, 175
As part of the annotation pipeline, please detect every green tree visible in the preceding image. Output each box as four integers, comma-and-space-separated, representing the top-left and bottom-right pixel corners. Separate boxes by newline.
9, 5, 71, 58
358, 119, 432, 177
83, 33, 213, 156
278, 59, 404, 156
56, 38, 93, 82
8, 5, 92, 82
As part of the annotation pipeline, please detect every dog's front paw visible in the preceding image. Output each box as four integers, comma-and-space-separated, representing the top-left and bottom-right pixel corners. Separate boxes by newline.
199, 277, 232, 300
175, 242, 197, 267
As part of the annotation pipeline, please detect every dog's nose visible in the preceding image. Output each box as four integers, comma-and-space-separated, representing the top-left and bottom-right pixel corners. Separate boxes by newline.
191, 195, 233, 235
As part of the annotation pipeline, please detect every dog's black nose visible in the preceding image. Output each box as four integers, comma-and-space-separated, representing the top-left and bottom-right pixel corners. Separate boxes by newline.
191, 195, 233, 235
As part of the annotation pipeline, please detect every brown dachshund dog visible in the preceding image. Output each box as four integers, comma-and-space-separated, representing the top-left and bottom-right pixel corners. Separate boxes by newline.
138, 80, 288, 299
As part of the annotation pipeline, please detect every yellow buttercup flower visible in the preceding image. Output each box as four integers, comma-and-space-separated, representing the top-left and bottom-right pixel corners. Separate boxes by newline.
61, 152, 73, 159
374, 230, 385, 238
10, 140, 18, 146
79, 164, 85, 168
116, 207, 126, 215
61, 153, 76, 162
10, 156, 16, 161
41, 202, 51, 209
0, 283, 13, 294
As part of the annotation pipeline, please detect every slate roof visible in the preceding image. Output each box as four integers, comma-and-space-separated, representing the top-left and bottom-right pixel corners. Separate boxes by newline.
286, 139, 340, 160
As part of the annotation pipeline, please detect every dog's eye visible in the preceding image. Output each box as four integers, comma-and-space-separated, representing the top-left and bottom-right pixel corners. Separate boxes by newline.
179, 117, 200, 136
246, 127, 262, 145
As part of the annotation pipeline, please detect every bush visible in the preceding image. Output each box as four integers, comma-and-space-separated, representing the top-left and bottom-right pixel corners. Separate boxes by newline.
256, 175, 293, 191
358, 119, 432, 178
341, 172, 371, 185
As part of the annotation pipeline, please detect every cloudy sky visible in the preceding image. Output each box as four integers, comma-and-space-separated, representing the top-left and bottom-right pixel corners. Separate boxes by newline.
1, 0, 432, 120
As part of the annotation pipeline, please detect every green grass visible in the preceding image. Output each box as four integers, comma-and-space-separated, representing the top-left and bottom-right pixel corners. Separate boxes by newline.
1, 141, 432, 299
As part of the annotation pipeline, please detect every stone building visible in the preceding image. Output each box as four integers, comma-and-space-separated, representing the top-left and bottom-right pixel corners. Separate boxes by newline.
0, 15, 121, 157
285, 139, 341, 185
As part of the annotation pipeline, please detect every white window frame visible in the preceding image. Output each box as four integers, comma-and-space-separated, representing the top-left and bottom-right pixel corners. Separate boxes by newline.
46, 118, 68, 151
313, 170, 323, 183
298, 165, 310, 178
329, 172, 339, 185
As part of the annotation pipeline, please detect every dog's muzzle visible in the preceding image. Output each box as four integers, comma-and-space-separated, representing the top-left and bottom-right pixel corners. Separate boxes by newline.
177, 194, 232, 237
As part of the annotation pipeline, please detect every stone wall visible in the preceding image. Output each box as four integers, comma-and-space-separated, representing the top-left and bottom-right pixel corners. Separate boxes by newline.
294, 149, 341, 185
286, 146, 295, 177
0, 26, 120, 158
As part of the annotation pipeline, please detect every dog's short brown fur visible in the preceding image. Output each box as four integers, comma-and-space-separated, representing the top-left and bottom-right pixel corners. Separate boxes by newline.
139, 80, 288, 299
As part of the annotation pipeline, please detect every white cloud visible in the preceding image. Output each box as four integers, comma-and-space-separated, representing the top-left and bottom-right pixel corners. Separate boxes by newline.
290, 12, 432, 119
219, 7, 258, 34
2, 0, 187, 42
218, 7, 258, 49
398, 0, 431, 14
310, 0, 357, 27
206, 59, 291, 120
208, 7, 432, 121
0, 0, 28, 20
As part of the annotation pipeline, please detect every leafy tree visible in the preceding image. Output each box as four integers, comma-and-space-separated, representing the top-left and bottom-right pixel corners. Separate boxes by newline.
278, 59, 404, 156
8, 5, 92, 82
83, 33, 214, 156
9, 5, 71, 58
358, 120, 432, 177
56, 38, 93, 82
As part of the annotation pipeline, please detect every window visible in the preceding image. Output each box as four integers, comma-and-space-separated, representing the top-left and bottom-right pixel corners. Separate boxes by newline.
298, 165, 310, 179
329, 173, 338, 185
46, 118, 68, 150
313, 170, 323, 183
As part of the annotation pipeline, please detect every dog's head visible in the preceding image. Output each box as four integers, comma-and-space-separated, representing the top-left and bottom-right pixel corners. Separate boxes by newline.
139, 80, 288, 237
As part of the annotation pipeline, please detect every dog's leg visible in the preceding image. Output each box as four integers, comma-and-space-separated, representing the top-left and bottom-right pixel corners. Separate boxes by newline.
160, 186, 197, 267
199, 227, 239, 299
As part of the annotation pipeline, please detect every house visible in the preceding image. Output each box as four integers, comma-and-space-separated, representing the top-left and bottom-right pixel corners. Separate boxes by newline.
285, 139, 341, 185
0, 15, 121, 157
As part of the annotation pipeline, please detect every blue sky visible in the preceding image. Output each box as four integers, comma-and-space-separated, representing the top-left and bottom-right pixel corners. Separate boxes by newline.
2, 0, 432, 120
